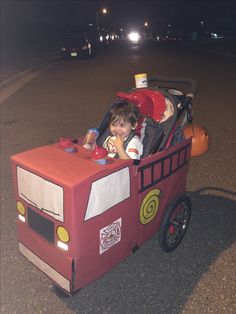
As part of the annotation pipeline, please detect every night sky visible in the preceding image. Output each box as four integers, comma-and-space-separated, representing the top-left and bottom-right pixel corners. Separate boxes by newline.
1, 1, 236, 42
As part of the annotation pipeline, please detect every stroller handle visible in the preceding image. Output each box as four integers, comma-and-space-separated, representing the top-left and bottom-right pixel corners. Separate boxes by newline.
148, 77, 197, 98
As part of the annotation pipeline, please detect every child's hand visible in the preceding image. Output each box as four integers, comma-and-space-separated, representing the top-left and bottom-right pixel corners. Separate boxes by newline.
112, 135, 124, 148
112, 135, 131, 159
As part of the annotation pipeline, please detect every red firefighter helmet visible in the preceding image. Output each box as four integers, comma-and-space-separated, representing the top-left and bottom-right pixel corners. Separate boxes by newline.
117, 91, 153, 117
117, 89, 166, 121
183, 124, 209, 157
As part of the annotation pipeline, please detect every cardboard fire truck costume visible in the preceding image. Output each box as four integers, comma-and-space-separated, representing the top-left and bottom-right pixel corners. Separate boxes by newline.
11, 77, 208, 294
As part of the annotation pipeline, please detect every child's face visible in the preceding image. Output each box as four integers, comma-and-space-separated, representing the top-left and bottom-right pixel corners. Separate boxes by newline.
109, 119, 133, 139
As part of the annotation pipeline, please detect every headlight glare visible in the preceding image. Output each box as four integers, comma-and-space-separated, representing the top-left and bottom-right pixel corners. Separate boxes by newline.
128, 32, 140, 43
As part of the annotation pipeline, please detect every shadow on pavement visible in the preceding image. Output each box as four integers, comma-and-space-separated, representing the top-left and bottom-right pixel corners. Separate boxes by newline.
56, 187, 236, 314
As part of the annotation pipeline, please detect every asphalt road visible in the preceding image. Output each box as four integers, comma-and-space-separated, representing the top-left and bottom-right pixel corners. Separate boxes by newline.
1, 40, 236, 314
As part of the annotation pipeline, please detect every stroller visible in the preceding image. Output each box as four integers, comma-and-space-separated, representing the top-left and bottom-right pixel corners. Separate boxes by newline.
97, 76, 201, 157
11, 76, 209, 295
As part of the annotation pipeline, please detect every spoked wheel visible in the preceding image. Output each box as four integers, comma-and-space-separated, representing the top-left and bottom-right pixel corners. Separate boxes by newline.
159, 195, 191, 252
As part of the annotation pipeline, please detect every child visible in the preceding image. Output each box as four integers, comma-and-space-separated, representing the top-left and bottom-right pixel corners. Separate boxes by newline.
103, 102, 143, 159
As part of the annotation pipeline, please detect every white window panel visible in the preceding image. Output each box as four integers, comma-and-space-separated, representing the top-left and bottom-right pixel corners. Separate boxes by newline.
17, 166, 64, 222
85, 167, 130, 220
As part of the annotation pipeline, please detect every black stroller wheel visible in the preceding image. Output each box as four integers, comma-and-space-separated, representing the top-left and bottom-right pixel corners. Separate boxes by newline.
159, 195, 191, 252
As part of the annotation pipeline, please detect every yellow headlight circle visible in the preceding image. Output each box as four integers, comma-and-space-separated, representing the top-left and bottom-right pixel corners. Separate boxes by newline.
57, 226, 70, 243
17, 201, 26, 215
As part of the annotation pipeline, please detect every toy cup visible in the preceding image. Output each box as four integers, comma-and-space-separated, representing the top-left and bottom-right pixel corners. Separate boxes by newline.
92, 147, 108, 164
58, 137, 77, 152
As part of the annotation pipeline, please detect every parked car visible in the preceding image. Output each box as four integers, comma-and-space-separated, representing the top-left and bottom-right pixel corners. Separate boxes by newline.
60, 33, 95, 59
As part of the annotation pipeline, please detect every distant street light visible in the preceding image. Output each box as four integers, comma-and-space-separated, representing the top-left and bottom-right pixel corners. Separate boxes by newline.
96, 7, 108, 30
144, 22, 148, 27
102, 8, 107, 15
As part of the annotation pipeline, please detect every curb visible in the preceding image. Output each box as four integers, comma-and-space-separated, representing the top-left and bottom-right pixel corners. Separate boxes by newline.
198, 48, 236, 58
0, 56, 61, 104
181, 40, 236, 58
0, 56, 61, 89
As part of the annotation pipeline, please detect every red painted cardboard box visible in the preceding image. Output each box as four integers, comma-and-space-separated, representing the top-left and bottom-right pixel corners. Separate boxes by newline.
11, 138, 191, 294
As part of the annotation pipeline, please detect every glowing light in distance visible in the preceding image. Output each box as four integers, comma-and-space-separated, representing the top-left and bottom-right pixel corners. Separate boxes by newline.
128, 32, 140, 43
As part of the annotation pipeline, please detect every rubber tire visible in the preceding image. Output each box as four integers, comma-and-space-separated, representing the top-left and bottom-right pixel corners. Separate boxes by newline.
159, 195, 191, 252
